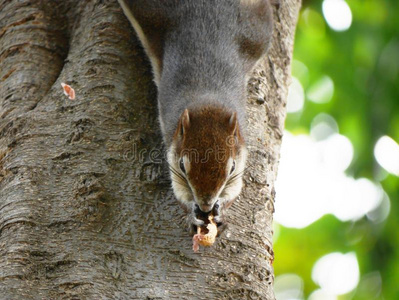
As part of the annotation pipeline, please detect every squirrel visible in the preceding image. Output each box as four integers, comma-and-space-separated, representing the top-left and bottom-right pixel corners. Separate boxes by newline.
118, 0, 273, 235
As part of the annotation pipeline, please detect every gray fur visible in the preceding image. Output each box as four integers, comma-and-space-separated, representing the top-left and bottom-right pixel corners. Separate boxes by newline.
118, 0, 273, 145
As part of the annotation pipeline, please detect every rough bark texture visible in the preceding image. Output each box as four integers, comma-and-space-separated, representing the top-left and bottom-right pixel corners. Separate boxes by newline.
0, 0, 300, 299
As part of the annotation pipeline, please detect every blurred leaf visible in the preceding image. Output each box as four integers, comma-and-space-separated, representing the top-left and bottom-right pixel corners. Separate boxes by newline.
277, 0, 399, 299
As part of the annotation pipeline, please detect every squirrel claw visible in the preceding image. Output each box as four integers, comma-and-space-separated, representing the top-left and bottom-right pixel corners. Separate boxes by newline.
192, 216, 205, 227
213, 215, 222, 223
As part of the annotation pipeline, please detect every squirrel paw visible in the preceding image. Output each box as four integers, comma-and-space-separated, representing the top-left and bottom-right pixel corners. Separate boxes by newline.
187, 202, 229, 236
187, 204, 205, 236
212, 201, 228, 236
212, 201, 222, 223
212, 200, 228, 226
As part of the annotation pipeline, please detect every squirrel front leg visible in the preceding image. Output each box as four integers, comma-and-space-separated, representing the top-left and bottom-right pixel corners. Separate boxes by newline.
188, 201, 228, 236
187, 203, 206, 236
185, 200, 231, 236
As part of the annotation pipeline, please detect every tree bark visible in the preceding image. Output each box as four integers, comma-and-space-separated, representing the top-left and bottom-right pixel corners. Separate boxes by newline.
0, 0, 300, 299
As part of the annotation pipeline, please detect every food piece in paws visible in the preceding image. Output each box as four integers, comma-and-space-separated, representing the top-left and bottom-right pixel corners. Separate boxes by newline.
192, 215, 217, 252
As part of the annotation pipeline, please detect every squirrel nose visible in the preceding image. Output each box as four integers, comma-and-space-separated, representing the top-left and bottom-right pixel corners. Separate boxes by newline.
198, 204, 213, 213
195, 193, 217, 213
198, 195, 216, 212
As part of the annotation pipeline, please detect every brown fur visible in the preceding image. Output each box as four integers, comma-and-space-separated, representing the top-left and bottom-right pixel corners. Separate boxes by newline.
173, 105, 244, 206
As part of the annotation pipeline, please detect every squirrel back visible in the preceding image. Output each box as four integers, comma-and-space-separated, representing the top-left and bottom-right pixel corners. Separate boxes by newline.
119, 0, 273, 144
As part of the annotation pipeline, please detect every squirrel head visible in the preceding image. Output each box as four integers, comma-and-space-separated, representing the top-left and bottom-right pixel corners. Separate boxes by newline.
167, 105, 248, 213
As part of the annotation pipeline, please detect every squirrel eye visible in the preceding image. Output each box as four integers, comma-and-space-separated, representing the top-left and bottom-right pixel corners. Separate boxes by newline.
230, 160, 236, 175
179, 158, 186, 174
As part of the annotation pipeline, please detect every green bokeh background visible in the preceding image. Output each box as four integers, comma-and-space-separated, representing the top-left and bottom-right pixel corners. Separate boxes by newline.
274, 0, 399, 299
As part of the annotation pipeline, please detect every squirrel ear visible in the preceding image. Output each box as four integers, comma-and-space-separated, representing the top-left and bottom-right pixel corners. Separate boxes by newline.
229, 112, 238, 136
179, 109, 190, 136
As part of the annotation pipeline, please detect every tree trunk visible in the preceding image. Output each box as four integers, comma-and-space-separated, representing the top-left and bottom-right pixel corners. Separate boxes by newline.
0, 0, 300, 299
